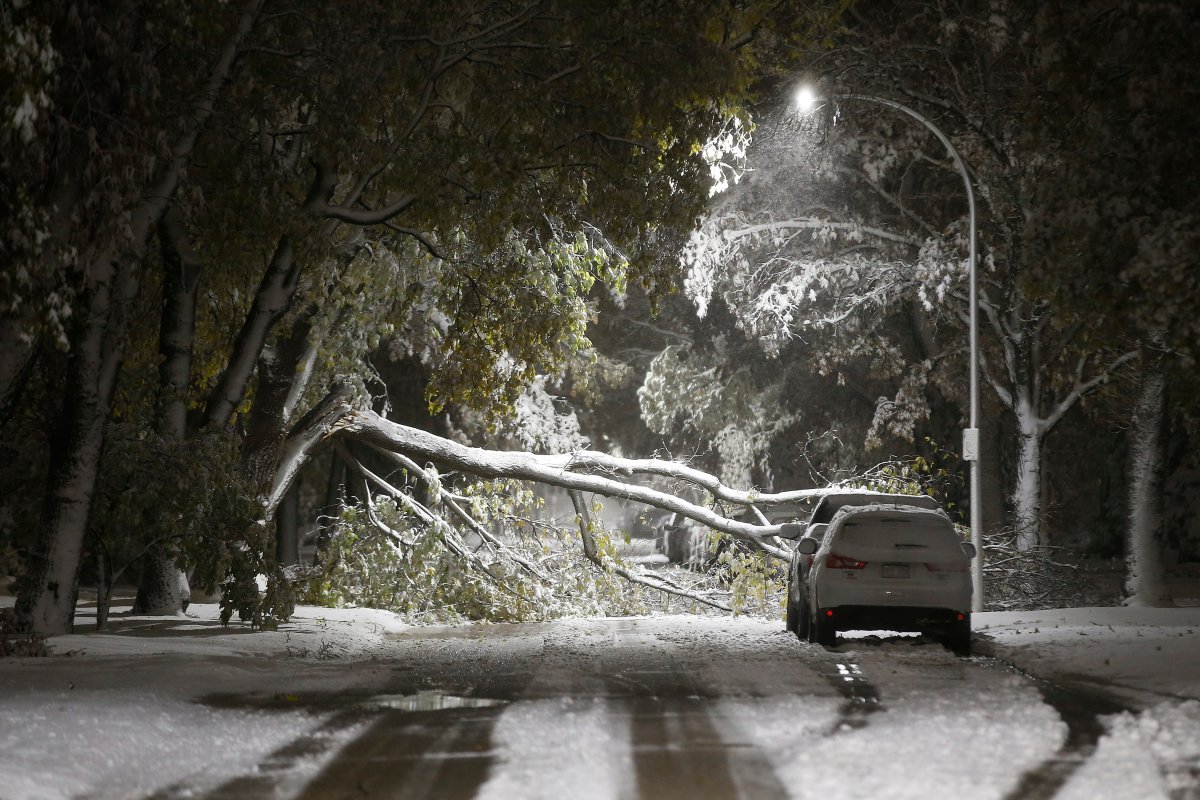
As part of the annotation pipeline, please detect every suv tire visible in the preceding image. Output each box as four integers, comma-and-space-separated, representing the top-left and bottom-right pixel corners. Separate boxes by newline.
813, 609, 837, 647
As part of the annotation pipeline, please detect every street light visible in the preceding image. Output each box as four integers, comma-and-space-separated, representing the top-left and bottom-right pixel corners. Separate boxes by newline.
797, 86, 983, 612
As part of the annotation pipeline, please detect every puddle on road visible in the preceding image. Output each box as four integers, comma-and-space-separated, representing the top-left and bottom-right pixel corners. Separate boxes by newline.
174, 691, 508, 800
360, 691, 507, 712
201, 689, 509, 716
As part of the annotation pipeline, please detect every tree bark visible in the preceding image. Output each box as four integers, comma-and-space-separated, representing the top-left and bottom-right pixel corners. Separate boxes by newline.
264, 381, 356, 518
16, 260, 124, 634
275, 483, 301, 566
135, 208, 204, 618
1123, 342, 1174, 607
154, 208, 203, 441
204, 236, 301, 430
242, 313, 313, 490
0, 317, 36, 430
131, 546, 190, 616
1011, 409, 1043, 552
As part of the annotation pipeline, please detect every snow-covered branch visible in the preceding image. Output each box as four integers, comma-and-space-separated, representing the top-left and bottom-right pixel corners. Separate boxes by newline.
335, 409, 827, 542
264, 381, 354, 515
723, 218, 922, 248
369, 446, 554, 583
313, 194, 419, 226
569, 490, 732, 611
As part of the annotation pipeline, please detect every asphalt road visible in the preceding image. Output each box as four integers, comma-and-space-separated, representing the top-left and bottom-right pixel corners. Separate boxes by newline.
186, 617, 1125, 800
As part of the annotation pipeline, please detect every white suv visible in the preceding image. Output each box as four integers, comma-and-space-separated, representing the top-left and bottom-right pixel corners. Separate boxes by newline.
785, 500, 976, 654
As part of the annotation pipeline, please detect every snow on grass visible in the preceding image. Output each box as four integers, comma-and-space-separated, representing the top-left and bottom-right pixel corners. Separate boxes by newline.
0, 598, 407, 800
975, 606, 1200, 702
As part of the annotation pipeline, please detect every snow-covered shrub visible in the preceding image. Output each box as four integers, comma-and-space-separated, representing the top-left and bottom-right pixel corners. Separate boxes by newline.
982, 528, 1114, 612
299, 479, 653, 622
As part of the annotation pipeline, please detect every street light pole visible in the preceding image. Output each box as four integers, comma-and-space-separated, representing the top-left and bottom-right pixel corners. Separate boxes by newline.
798, 88, 984, 612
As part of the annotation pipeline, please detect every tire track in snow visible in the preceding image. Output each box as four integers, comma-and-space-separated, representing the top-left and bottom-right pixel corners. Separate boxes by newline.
825, 659, 883, 731
294, 704, 501, 799
601, 619, 792, 799
148, 707, 374, 800
1001, 681, 1131, 800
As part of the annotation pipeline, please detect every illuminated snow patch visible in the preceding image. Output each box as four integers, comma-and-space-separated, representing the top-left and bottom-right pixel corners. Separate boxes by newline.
475, 698, 633, 800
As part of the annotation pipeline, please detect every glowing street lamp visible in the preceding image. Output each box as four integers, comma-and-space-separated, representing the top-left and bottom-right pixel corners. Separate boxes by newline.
796, 86, 984, 612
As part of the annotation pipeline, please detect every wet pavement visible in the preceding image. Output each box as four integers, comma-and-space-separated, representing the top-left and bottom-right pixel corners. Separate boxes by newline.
171, 619, 1133, 799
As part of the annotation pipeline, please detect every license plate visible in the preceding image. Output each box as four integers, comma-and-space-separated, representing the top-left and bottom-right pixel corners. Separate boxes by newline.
882, 563, 910, 579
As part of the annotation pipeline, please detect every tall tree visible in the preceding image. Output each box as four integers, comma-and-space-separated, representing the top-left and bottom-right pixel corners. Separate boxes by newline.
5, 0, 844, 633
684, 0, 1146, 550
4, 1, 266, 635
1025, 0, 1200, 604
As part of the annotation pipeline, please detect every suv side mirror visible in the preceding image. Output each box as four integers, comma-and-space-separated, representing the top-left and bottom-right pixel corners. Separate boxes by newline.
779, 523, 805, 539
796, 537, 818, 555
961, 542, 977, 560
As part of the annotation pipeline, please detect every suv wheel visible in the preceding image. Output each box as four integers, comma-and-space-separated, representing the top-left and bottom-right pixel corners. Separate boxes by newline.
813, 608, 837, 647
795, 595, 810, 641
944, 616, 971, 656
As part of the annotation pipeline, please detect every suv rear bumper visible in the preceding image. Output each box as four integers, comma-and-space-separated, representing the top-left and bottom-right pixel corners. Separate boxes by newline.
820, 605, 967, 633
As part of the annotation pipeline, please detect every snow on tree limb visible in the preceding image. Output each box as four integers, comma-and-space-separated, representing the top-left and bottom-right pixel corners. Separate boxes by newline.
568, 490, 733, 612
265, 381, 355, 516
337, 443, 529, 597
334, 408, 826, 544
367, 445, 555, 584
722, 218, 923, 248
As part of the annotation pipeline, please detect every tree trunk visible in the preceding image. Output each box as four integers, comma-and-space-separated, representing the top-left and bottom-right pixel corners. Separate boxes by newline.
155, 208, 203, 442
131, 546, 190, 615
204, 236, 301, 430
95, 552, 109, 631
1123, 342, 1174, 607
242, 313, 313, 490
0, 317, 36, 430
275, 483, 301, 566
1011, 400, 1043, 551
135, 208, 204, 616
16, 264, 122, 635
263, 382, 356, 518
12, 2, 263, 635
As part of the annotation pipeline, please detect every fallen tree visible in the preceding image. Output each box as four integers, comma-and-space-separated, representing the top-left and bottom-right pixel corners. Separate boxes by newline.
333, 408, 825, 551
266, 401, 842, 623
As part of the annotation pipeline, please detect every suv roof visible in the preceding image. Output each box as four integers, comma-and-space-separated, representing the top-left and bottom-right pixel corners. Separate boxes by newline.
807, 490, 941, 526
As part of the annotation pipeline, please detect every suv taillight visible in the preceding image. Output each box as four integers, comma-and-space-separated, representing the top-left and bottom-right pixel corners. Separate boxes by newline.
826, 553, 868, 569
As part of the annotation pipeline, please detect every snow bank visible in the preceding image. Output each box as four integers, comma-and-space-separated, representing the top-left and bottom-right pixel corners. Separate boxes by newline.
975, 606, 1200, 702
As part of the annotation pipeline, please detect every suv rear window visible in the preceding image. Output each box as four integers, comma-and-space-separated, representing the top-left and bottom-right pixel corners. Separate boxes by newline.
837, 515, 963, 560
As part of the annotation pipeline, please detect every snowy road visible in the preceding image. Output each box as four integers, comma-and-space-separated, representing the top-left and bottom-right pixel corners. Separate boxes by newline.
176, 616, 1126, 800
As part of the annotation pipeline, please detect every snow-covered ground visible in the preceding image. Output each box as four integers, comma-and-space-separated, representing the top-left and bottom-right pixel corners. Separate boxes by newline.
2, 593, 1200, 799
